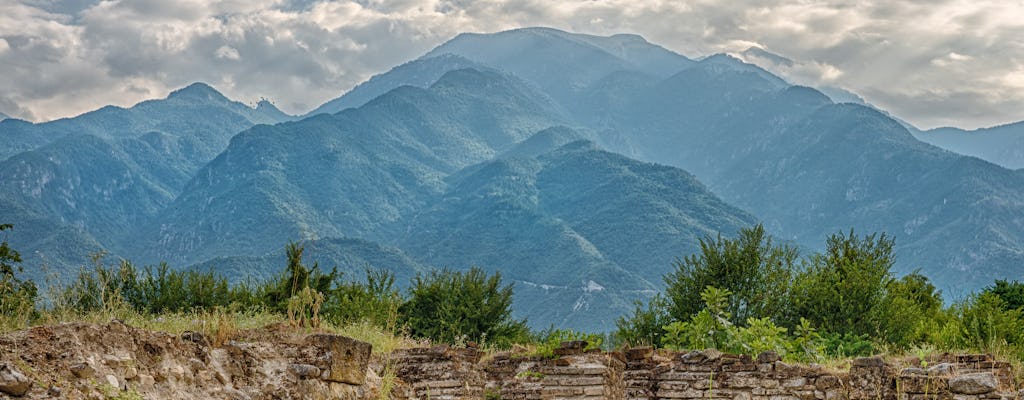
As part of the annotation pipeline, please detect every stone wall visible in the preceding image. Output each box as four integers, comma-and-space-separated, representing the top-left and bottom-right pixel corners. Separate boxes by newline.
1, 322, 1021, 400
388, 342, 1022, 400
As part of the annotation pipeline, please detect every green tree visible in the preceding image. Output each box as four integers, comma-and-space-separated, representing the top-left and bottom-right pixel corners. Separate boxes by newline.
0, 224, 37, 327
664, 224, 796, 325
985, 280, 1024, 311
788, 229, 894, 336
400, 267, 528, 346
874, 271, 943, 347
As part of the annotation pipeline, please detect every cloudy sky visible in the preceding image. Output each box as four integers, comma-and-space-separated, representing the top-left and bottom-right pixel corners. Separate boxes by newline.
2, 0, 1023, 130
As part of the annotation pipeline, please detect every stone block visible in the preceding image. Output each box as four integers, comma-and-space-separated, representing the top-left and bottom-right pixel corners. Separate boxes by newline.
948, 372, 997, 395
304, 334, 372, 385
627, 347, 655, 361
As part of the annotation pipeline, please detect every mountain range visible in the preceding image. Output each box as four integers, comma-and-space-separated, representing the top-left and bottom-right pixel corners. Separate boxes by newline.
912, 122, 1024, 170
3, 27, 1024, 329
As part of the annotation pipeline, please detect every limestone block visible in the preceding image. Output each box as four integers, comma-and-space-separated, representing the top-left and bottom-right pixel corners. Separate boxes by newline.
305, 334, 372, 385
948, 372, 997, 395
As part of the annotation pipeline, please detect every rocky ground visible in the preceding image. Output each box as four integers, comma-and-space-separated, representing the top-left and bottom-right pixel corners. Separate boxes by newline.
1, 321, 1021, 400
0, 321, 382, 399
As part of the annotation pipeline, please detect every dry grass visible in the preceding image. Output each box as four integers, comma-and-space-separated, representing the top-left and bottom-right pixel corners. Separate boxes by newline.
325, 319, 422, 355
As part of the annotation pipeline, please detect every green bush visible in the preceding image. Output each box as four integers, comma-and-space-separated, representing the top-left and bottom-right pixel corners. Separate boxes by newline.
323, 268, 403, 329
400, 267, 528, 347
821, 332, 875, 357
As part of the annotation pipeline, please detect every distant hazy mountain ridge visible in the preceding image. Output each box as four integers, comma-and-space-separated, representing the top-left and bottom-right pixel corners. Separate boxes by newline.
4, 27, 1024, 329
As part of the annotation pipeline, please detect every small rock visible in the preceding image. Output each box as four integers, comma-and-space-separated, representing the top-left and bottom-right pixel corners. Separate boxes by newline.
181, 331, 210, 346
757, 350, 781, 363
948, 372, 998, 394
288, 364, 321, 379
137, 374, 155, 388
104, 375, 121, 389
682, 348, 722, 364
47, 386, 62, 397
168, 364, 185, 380
0, 363, 32, 397
189, 358, 206, 372
70, 362, 96, 379
124, 366, 138, 380
928, 363, 956, 375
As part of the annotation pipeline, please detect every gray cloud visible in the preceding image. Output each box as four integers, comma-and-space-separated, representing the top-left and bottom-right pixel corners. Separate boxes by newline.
0, 0, 1022, 130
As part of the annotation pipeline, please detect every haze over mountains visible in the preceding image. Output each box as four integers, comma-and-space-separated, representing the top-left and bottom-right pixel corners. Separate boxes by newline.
2, 27, 1024, 330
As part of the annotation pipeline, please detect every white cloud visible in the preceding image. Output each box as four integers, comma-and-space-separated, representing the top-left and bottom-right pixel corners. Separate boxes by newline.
215, 45, 240, 60
0, 0, 1021, 130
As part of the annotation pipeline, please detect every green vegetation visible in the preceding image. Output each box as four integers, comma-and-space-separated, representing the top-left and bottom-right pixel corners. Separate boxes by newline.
1, 224, 37, 331
0, 226, 528, 349
5, 220, 1024, 366
400, 267, 529, 347
618, 224, 1024, 362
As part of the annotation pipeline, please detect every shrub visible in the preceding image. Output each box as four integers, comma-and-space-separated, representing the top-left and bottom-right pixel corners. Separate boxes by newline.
323, 268, 403, 329
400, 267, 528, 347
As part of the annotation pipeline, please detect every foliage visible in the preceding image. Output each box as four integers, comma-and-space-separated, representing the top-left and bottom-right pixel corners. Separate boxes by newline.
54, 257, 243, 315
664, 224, 796, 326
324, 268, 403, 330
662, 286, 736, 351
788, 230, 895, 336
615, 294, 671, 347
947, 292, 1024, 355
788, 318, 824, 362
0, 224, 37, 329
262, 242, 337, 314
287, 286, 325, 328
874, 271, 944, 347
986, 280, 1024, 311
400, 267, 528, 347
662, 287, 790, 357
820, 332, 875, 358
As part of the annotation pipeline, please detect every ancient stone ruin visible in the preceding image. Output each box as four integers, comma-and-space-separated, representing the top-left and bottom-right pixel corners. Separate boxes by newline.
0, 322, 1021, 399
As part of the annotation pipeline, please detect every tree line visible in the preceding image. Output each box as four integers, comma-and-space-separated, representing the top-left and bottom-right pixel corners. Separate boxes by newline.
3, 222, 1024, 360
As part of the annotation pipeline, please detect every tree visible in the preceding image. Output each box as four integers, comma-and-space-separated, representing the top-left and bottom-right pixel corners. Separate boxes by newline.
985, 280, 1024, 311
0, 224, 37, 327
400, 267, 528, 346
873, 271, 943, 347
788, 229, 894, 336
664, 224, 797, 326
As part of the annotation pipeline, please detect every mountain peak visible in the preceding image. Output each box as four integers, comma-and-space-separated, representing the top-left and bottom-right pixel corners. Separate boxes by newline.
167, 82, 226, 102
